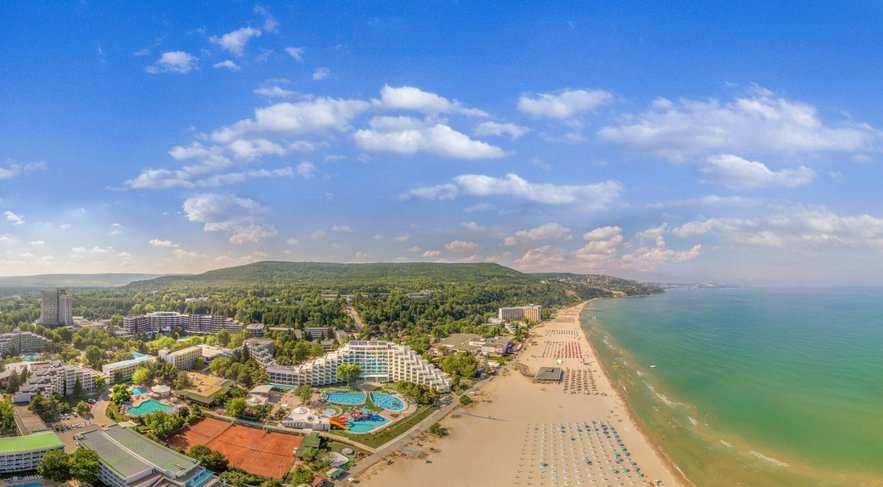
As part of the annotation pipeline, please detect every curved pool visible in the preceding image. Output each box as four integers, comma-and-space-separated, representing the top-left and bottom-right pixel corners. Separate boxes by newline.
130, 387, 147, 395
327, 392, 366, 405
370, 392, 405, 411
128, 399, 174, 416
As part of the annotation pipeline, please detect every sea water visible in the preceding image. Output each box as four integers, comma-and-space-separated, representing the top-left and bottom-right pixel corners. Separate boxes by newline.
585, 287, 883, 486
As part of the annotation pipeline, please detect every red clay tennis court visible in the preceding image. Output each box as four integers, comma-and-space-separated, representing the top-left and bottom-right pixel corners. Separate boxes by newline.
167, 417, 302, 479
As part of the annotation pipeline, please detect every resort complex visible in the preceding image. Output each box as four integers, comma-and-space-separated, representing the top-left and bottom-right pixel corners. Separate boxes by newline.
122, 312, 244, 336
250, 340, 452, 392
76, 425, 218, 487
0, 330, 52, 357
16, 360, 102, 400
159, 344, 233, 370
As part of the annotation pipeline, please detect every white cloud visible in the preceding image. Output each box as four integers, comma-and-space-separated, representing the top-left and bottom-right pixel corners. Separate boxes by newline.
574, 226, 624, 263
210, 27, 262, 56
108, 223, 124, 236
599, 88, 877, 161
331, 225, 352, 233
227, 138, 287, 161
149, 239, 178, 248
406, 246, 421, 253
514, 223, 572, 241
4, 211, 24, 226
474, 121, 529, 139
146, 51, 197, 74
284, 47, 304, 61
254, 86, 294, 97
406, 173, 621, 208
700, 154, 815, 190
211, 98, 371, 143
296, 161, 317, 178
213, 60, 241, 71
393, 235, 409, 242
29, 240, 44, 245
310, 230, 327, 241
445, 240, 479, 253
621, 237, 702, 272
254, 6, 278, 32
182, 193, 277, 244
0, 159, 46, 180
312, 67, 330, 81
375, 85, 488, 117
422, 250, 440, 258
286, 237, 299, 245
518, 89, 613, 118
355, 116, 505, 159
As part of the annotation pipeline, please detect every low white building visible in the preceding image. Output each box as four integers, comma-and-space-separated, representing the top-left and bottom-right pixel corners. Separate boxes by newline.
282, 406, 330, 431
103, 352, 153, 384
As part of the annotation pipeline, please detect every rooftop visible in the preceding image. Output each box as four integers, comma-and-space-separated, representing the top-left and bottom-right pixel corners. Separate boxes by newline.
535, 367, 564, 382
78, 425, 200, 479
0, 431, 62, 454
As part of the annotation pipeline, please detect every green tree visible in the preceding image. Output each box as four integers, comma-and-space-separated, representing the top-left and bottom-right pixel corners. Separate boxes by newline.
84, 345, 104, 370
440, 352, 479, 379
111, 387, 131, 405
95, 375, 106, 391
217, 329, 231, 347
73, 378, 83, 398
429, 423, 448, 437
226, 397, 247, 418
75, 401, 91, 415
38, 449, 70, 482
294, 385, 313, 405
132, 367, 152, 385
459, 394, 473, 406
336, 363, 361, 386
69, 448, 101, 483
0, 399, 15, 431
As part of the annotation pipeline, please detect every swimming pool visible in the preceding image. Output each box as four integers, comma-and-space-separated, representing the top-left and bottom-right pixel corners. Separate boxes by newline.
348, 415, 389, 433
327, 392, 366, 405
269, 383, 296, 390
370, 392, 405, 411
128, 399, 174, 416
323, 408, 337, 416
21, 354, 41, 361
131, 387, 147, 395
11, 483, 41, 487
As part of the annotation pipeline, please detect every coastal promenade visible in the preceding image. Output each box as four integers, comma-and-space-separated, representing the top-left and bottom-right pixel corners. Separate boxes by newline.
356, 302, 685, 487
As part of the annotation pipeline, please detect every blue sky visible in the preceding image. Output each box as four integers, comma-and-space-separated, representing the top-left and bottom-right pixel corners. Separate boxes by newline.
2, 1, 883, 284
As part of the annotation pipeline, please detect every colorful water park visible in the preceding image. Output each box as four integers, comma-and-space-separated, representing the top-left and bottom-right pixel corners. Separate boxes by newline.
320, 388, 410, 433
329, 409, 389, 433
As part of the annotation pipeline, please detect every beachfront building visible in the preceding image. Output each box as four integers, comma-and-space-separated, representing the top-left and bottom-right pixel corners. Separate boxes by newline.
498, 304, 542, 322
39, 288, 74, 327
123, 312, 243, 336
259, 340, 451, 392
17, 361, 102, 400
480, 336, 513, 356
76, 425, 218, 487
0, 330, 52, 357
103, 352, 153, 384
0, 403, 63, 473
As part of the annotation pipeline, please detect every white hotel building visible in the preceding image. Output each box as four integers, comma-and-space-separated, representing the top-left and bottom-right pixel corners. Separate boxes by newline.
123, 312, 243, 336
102, 352, 154, 384
252, 340, 451, 392
498, 304, 543, 322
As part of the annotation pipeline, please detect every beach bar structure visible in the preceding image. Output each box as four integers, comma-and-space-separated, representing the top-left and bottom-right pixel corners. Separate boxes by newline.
535, 367, 564, 383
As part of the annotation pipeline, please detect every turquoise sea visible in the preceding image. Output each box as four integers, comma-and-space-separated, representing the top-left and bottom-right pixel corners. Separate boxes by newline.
584, 287, 883, 486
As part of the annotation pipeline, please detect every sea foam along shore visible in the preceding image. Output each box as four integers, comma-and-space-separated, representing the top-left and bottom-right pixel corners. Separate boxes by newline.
357, 301, 685, 487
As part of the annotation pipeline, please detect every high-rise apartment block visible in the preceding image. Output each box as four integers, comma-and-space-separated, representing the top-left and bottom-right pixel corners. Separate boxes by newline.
39, 288, 74, 327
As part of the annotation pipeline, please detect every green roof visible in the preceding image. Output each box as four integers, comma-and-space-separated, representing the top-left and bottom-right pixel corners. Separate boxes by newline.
77, 426, 200, 479
0, 431, 63, 454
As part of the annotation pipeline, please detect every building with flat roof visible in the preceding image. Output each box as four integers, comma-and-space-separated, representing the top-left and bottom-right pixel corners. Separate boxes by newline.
535, 367, 564, 383
245, 323, 265, 337
123, 312, 243, 336
39, 288, 74, 327
76, 425, 217, 487
175, 373, 234, 405
103, 352, 153, 384
258, 340, 451, 392
0, 405, 62, 473
0, 330, 52, 357
498, 304, 542, 322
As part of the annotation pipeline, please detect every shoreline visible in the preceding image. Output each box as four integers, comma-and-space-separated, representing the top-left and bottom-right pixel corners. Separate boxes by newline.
577, 298, 696, 487
356, 300, 684, 486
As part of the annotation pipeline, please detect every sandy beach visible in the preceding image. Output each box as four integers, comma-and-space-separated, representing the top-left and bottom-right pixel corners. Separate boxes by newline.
357, 302, 685, 487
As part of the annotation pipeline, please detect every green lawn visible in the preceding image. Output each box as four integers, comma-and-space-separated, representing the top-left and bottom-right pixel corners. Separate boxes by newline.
337, 405, 438, 448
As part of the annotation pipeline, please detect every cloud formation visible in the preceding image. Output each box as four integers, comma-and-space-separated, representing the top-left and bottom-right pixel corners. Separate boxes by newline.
146, 51, 197, 74
700, 154, 815, 190
354, 116, 505, 159
376, 85, 488, 117
182, 193, 277, 244
210, 27, 262, 56
518, 89, 613, 118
